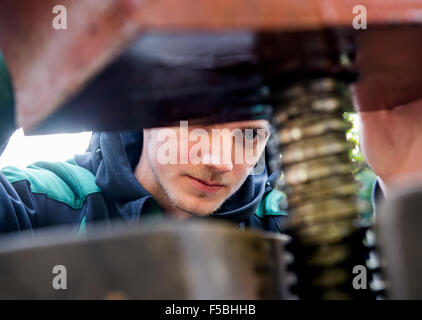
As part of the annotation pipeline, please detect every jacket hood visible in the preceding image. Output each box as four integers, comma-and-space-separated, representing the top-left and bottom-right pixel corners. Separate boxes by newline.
75, 131, 267, 224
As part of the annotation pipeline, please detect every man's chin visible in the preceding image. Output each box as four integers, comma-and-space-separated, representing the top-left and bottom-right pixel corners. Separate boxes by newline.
173, 198, 224, 217
176, 205, 217, 217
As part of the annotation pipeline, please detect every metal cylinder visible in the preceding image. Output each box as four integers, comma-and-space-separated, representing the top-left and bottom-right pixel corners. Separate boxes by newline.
270, 77, 379, 299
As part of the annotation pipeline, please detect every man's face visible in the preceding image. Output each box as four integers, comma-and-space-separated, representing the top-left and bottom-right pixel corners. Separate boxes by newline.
142, 120, 270, 216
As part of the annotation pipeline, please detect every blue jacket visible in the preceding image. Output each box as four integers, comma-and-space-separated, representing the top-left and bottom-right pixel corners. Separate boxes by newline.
0, 131, 287, 235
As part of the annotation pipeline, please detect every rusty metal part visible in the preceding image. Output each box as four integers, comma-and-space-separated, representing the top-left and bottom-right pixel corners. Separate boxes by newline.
1, 1, 422, 133
0, 0, 144, 133
0, 220, 293, 299
352, 26, 422, 113
136, 0, 422, 30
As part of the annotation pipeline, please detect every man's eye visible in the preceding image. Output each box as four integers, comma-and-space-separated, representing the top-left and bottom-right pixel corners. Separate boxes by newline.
244, 129, 259, 141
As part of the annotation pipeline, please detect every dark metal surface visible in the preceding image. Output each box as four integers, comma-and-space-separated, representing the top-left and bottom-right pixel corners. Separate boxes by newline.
377, 187, 422, 299
29, 28, 354, 133
0, 220, 291, 299
30, 32, 273, 134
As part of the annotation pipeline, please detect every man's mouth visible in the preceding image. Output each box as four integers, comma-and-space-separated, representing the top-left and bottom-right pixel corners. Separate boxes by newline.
186, 175, 226, 193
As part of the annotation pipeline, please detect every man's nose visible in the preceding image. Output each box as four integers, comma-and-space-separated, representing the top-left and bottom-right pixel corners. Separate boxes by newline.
202, 132, 234, 173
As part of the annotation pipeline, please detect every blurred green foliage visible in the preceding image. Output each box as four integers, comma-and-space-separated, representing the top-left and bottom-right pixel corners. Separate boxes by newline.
343, 112, 376, 221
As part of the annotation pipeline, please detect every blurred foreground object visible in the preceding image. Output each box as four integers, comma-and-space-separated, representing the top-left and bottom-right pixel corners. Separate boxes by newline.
0, 221, 292, 299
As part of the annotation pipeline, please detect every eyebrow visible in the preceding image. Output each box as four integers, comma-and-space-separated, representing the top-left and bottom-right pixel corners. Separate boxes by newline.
197, 121, 270, 131
237, 124, 270, 131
